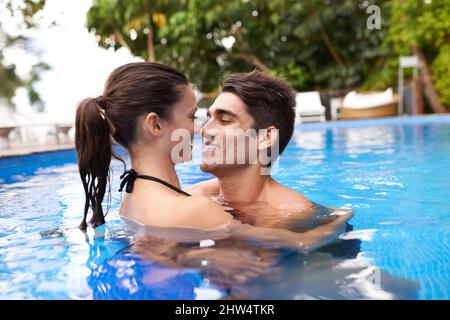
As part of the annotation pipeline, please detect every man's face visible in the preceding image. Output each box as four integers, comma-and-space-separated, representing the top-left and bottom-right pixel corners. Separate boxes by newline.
200, 92, 258, 175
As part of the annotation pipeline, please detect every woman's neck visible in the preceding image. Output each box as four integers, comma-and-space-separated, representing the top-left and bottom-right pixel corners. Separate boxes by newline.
130, 149, 180, 188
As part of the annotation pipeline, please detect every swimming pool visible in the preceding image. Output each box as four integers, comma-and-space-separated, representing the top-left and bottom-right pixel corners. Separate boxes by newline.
1, 115, 449, 299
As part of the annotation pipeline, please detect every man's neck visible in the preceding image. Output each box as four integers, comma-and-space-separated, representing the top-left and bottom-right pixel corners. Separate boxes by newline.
217, 165, 272, 204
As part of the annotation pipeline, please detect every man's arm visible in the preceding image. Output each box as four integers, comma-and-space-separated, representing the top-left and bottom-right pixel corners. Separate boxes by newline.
228, 210, 354, 253
269, 182, 351, 230
175, 195, 354, 253
183, 178, 220, 196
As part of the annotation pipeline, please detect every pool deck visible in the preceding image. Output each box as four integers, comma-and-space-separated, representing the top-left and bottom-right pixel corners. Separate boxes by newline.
0, 143, 75, 158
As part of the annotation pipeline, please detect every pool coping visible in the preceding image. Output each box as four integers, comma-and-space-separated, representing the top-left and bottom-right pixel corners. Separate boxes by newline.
0, 143, 75, 159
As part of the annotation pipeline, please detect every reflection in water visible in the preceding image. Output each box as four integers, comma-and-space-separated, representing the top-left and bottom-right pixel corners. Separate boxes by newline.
345, 126, 396, 155
3, 120, 450, 299
295, 130, 327, 150
86, 220, 419, 300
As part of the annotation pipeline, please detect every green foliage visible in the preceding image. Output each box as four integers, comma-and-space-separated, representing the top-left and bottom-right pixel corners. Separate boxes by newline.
361, 57, 397, 91
271, 62, 310, 89
87, 0, 388, 92
387, 0, 450, 54
0, 51, 22, 100
4, 0, 46, 28
85, 0, 449, 109
160, 0, 390, 92
0, 0, 48, 110
86, 0, 188, 61
371, 0, 450, 107
432, 44, 450, 107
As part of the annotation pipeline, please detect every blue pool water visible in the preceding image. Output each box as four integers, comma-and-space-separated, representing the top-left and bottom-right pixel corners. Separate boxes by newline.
0, 115, 449, 299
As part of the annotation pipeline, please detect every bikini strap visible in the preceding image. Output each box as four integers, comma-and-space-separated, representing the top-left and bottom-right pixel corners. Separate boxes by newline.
118, 169, 191, 196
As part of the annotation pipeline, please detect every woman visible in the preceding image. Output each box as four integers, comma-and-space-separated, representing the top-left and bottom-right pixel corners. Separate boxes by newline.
75, 62, 352, 251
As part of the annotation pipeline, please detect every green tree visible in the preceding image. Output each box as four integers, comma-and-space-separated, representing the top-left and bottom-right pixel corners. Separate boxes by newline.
0, 0, 49, 111
86, 0, 388, 93
86, 0, 188, 62
368, 0, 450, 111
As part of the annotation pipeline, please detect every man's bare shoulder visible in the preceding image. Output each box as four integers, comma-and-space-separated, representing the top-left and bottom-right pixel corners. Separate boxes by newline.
183, 178, 220, 196
268, 179, 313, 210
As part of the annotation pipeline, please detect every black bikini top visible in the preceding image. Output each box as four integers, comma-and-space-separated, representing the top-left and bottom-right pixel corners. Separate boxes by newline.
118, 169, 191, 196
119, 169, 241, 215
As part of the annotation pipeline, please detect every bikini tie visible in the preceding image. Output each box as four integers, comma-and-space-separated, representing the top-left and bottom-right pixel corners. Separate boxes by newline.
118, 169, 138, 193
118, 169, 191, 196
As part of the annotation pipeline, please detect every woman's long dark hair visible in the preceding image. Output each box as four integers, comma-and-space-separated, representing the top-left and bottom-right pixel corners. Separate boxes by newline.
75, 62, 188, 231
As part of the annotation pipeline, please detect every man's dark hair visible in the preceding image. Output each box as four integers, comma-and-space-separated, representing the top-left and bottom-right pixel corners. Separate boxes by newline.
220, 71, 296, 156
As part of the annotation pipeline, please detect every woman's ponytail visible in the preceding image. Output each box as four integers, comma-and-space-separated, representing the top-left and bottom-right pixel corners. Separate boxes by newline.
75, 98, 112, 231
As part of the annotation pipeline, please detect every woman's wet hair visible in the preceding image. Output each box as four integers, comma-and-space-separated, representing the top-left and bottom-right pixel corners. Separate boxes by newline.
75, 62, 188, 231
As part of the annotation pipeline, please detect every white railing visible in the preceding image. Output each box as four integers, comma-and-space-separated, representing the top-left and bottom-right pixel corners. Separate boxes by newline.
0, 122, 75, 150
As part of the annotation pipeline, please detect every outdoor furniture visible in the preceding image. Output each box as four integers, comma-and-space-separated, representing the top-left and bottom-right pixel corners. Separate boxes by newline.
295, 91, 326, 123
0, 126, 16, 149
339, 89, 399, 120
54, 124, 74, 144
398, 55, 422, 115
330, 97, 344, 121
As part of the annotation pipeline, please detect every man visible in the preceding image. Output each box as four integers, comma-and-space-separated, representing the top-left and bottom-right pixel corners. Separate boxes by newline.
185, 71, 349, 231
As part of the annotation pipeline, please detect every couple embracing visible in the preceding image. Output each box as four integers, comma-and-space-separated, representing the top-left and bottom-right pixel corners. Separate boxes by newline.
75, 61, 353, 251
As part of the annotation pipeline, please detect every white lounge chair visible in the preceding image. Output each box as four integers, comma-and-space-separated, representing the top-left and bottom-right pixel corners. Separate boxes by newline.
295, 91, 326, 123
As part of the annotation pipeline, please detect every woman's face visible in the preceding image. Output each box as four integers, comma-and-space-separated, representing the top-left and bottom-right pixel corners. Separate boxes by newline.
164, 85, 198, 164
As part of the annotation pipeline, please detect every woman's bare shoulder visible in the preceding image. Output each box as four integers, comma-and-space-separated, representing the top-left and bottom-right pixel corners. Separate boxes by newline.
173, 195, 232, 229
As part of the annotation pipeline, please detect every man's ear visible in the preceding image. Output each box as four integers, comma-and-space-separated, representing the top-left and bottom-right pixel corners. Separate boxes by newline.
257, 125, 279, 151
142, 112, 163, 138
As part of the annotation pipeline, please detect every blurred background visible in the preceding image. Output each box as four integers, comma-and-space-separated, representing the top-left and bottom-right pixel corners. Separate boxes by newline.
0, 0, 449, 155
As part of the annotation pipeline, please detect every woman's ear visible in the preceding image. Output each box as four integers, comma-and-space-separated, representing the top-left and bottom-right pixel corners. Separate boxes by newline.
257, 125, 279, 151
142, 112, 163, 138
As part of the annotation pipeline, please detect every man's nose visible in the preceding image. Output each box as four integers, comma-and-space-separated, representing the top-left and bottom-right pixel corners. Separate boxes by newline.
199, 123, 205, 137
201, 124, 219, 146
201, 127, 213, 144
200, 118, 211, 137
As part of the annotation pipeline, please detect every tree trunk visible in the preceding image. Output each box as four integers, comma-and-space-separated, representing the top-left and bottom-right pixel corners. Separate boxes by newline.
320, 26, 344, 66
146, 13, 156, 62
413, 46, 446, 113
113, 29, 130, 51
